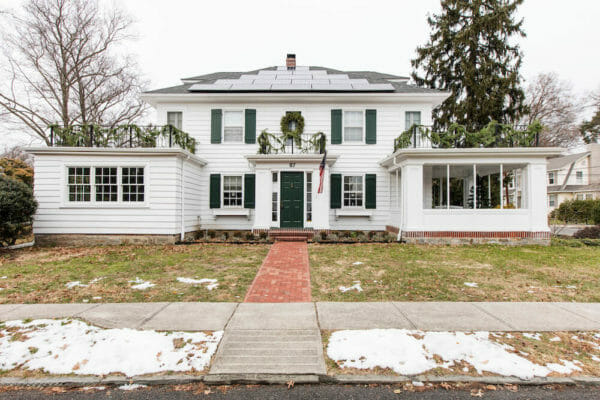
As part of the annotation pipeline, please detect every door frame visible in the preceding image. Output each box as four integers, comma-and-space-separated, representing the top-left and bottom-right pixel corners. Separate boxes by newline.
279, 171, 304, 228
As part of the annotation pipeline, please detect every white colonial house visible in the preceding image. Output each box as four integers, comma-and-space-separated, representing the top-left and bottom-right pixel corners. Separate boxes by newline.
27, 55, 561, 245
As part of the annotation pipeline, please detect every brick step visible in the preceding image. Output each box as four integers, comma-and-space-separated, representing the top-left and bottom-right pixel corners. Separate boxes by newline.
268, 229, 314, 242
273, 236, 308, 242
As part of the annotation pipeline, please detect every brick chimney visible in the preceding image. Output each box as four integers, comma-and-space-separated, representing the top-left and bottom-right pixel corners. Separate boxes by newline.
286, 54, 296, 70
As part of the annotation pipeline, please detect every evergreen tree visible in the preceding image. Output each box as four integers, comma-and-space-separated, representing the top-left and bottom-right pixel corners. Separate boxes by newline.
412, 0, 527, 131
581, 107, 600, 144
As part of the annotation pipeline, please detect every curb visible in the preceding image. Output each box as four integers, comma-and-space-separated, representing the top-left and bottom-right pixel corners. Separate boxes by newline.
2, 374, 600, 388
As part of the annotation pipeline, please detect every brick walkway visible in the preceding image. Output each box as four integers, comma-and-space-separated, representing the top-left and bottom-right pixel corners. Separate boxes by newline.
244, 241, 311, 303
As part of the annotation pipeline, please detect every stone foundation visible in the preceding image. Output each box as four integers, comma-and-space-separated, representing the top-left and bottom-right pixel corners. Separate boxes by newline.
35, 233, 182, 247
401, 231, 551, 245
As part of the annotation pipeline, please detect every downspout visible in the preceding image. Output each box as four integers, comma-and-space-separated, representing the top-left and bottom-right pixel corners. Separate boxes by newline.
180, 155, 190, 242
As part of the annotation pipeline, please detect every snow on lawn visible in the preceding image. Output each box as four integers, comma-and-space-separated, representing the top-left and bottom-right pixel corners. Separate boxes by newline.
0, 319, 222, 377
65, 277, 104, 289
177, 277, 219, 291
463, 282, 478, 288
339, 281, 363, 293
129, 277, 155, 290
327, 329, 582, 380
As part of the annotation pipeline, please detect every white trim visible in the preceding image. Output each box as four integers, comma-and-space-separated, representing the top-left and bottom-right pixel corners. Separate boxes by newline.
221, 174, 244, 208
335, 209, 373, 219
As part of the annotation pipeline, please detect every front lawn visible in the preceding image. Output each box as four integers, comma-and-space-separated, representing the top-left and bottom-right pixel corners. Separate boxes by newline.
309, 243, 600, 302
0, 244, 269, 303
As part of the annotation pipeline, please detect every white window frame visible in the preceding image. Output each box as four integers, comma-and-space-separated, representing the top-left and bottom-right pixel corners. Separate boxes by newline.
272, 171, 279, 224
342, 174, 365, 209
222, 110, 244, 143
548, 194, 556, 207
575, 170, 584, 183
166, 111, 183, 130
576, 193, 584, 201
342, 110, 365, 143
548, 172, 555, 185
94, 166, 119, 203
221, 174, 244, 208
306, 171, 313, 222
61, 163, 148, 208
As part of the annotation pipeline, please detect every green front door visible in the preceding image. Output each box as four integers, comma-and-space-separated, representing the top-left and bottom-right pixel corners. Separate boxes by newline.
280, 172, 304, 228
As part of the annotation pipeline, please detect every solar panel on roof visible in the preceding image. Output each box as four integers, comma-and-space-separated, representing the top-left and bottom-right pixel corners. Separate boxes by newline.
271, 84, 312, 90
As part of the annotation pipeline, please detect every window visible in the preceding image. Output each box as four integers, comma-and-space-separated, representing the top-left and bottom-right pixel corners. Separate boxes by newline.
576, 171, 583, 183
576, 194, 584, 201
343, 175, 363, 207
423, 163, 527, 209
405, 111, 421, 130
95, 167, 118, 202
122, 167, 145, 202
223, 111, 243, 142
272, 172, 278, 222
548, 172, 555, 185
272, 192, 278, 222
343, 111, 363, 142
68, 167, 91, 202
223, 175, 243, 207
167, 112, 182, 130
549, 194, 556, 207
585, 193, 593, 200
306, 172, 312, 222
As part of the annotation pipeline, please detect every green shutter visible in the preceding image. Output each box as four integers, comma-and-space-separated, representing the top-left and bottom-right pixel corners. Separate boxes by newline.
330, 173, 342, 209
365, 109, 377, 144
209, 174, 221, 208
331, 109, 342, 144
365, 174, 377, 209
245, 109, 256, 144
244, 174, 255, 208
211, 109, 222, 144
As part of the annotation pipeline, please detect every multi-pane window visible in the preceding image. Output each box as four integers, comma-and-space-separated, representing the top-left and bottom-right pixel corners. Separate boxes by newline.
405, 111, 421, 130
548, 194, 556, 207
167, 111, 183, 130
223, 175, 243, 207
272, 192, 278, 222
548, 172, 555, 185
343, 111, 363, 142
68, 167, 91, 202
576, 171, 583, 183
343, 175, 363, 207
95, 167, 118, 202
272, 172, 278, 222
122, 167, 145, 202
306, 172, 312, 222
223, 111, 243, 142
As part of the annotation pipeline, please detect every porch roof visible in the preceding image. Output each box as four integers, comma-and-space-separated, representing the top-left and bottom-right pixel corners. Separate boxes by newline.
379, 147, 564, 170
245, 154, 338, 166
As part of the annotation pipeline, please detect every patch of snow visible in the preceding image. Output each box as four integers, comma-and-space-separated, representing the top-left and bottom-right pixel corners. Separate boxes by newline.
0, 319, 222, 377
82, 386, 105, 391
464, 282, 478, 288
339, 281, 363, 293
129, 277, 155, 290
177, 277, 218, 290
523, 333, 542, 341
412, 381, 424, 387
0, 276, 7, 279
549, 336, 561, 342
92, 297, 102, 300
591, 355, 600, 362
118, 384, 147, 391
327, 329, 585, 380
82, 299, 89, 303
89, 277, 104, 284
352, 262, 364, 265
65, 281, 88, 289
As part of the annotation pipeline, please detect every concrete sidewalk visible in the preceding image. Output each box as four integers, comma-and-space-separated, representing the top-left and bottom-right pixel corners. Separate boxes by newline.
1, 301, 600, 332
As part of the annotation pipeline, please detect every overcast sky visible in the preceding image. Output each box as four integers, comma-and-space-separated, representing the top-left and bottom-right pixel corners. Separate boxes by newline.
1, 0, 599, 149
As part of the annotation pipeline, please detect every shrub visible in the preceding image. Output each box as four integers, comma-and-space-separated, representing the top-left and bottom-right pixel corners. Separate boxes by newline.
553, 199, 600, 225
574, 225, 600, 239
245, 231, 255, 241
0, 175, 37, 246
0, 158, 33, 187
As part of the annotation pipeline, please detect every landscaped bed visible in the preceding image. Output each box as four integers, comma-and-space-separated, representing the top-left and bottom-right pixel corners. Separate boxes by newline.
309, 242, 600, 302
0, 244, 269, 303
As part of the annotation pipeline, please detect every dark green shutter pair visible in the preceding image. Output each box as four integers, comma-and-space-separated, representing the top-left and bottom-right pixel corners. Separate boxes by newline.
330, 109, 377, 144
210, 109, 256, 144
330, 174, 376, 209
209, 174, 255, 209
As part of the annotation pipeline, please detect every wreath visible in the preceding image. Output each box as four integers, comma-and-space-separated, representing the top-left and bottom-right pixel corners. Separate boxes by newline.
280, 112, 305, 147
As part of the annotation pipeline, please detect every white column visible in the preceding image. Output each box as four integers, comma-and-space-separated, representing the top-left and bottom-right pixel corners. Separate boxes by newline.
401, 163, 423, 231
253, 169, 272, 230
528, 162, 549, 231
312, 168, 330, 229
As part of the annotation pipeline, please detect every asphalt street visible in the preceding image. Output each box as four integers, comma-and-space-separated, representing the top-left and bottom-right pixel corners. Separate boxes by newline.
0, 385, 599, 399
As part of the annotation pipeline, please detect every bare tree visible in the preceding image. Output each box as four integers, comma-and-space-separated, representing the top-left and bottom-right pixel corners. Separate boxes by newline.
0, 0, 147, 145
524, 72, 583, 148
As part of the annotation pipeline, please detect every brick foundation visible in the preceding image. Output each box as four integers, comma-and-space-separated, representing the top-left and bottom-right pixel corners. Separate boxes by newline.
35, 233, 184, 247
401, 231, 551, 245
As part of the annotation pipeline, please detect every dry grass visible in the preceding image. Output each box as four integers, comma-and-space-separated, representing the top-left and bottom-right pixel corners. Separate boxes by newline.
0, 243, 269, 303
309, 243, 600, 302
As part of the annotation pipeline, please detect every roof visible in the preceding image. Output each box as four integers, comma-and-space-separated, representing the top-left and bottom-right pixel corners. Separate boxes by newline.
145, 66, 444, 95
547, 184, 600, 193
547, 152, 589, 171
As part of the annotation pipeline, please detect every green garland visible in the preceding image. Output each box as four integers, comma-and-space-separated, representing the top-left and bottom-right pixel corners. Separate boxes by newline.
49, 124, 197, 154
280, 112, 305, 148
393, 120, 543, 151
257, 113, 325, 154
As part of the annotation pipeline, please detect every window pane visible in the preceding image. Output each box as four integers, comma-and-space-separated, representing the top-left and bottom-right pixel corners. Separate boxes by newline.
272, 192, 278, 222
67, 167, 91, 202
223, 176, 243, 207
167, 112, 182, 130
95, 167, 117, 202
224, 111, 243, 125
502, 164, 527, 209
405, 111, 421, 130
449, 165, 473, 209
344, 111, 362, 126
122, 167, 145, 202
224, 127, 243, 142
344, 127, 363, 142
306, 173, 312, 222
475, 165, 501, 209
423, 164, 448, 209
343, 175, 363, 207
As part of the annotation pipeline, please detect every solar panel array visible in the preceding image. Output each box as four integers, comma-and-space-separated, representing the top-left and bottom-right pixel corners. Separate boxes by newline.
188, 66, 395, 92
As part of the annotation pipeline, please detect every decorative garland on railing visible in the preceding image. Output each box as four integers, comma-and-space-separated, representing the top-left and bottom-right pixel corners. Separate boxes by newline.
49, 124, 197, 154
393, 120, 543, 151
280, 112, 305, 148
257, 113, 326, 154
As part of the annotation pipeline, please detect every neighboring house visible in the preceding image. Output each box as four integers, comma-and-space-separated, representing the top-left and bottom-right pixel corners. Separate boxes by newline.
547, 144, 600, 210
26, 55, 561, 245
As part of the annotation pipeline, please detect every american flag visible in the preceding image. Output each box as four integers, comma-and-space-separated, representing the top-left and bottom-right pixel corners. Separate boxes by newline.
318, 150, 327, 193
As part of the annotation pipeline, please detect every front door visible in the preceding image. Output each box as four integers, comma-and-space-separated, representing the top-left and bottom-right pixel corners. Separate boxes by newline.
280, 172, 304, 228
